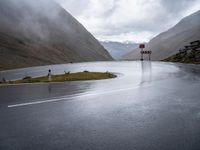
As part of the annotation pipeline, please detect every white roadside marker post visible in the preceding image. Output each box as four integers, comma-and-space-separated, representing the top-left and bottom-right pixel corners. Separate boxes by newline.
48, 69, 52, 82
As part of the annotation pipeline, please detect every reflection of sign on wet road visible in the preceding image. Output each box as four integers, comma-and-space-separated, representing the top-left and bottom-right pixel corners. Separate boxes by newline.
140, 61, 152, 85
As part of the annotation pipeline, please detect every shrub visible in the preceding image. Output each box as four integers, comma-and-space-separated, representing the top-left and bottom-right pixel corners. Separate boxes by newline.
22, 76, 32, 80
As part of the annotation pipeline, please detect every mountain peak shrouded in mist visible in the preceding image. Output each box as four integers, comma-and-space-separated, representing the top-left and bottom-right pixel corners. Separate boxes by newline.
0, 0, 113, 70
122, 10, 200, 60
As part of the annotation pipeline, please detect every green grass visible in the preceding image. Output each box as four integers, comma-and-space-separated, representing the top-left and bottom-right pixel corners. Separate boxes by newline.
1, 71, 117, 84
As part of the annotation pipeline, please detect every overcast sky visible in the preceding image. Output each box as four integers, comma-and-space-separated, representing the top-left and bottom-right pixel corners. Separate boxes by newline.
55, 0, 200, 43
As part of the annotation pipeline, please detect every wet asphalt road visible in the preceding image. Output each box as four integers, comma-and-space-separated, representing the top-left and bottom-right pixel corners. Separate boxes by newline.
0, 61, 200, 150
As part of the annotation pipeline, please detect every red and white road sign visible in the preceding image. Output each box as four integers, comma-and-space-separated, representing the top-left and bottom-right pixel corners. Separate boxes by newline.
139, 44, 145, 49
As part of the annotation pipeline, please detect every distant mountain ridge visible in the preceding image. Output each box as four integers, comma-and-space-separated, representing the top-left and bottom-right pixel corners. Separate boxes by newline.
100, 41, 137, 59
0, 0, 113, 70
122, 10, 200, 60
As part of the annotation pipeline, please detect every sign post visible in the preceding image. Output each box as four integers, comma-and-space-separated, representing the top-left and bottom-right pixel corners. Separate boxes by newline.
139, 44, 152, 61
139, 44, 145, 61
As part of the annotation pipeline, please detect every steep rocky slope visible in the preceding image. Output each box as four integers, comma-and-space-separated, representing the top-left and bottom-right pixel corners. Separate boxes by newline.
0, 0, 113, 70
122, 10, 200, 60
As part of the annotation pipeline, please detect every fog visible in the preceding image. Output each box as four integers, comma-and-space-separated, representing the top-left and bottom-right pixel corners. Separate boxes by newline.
0, 0, 78, 41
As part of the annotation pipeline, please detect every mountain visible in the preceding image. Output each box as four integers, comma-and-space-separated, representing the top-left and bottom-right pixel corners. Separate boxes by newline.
0, 0, 113, 70
122, 10, 200, 60
100, 41, 137, 59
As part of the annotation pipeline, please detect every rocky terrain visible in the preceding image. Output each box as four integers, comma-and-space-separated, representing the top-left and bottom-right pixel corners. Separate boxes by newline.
164, 40, 200, 64
0, 0, 113, 70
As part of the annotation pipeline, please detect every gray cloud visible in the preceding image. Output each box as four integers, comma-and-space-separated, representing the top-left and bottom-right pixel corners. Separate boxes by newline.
56, 0, 200, 42
161, 0, 196, 13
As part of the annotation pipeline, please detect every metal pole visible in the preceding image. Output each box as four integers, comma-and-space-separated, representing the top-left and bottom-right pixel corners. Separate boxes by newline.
149, 53, 150, 61
141, 48, 143, 61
